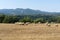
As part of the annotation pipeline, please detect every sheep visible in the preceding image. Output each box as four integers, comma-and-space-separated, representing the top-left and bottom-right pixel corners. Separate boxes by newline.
15, 22, 24, 25
55, 24, 58, 27
47, 24, 51, 27
25, 22, 31, 25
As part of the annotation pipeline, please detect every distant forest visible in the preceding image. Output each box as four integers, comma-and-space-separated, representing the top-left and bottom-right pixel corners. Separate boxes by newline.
0, 8, 60, 23
0, 14, 60, 23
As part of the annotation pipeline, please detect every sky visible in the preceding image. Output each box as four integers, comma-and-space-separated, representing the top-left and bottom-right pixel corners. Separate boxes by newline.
0, 0, 60, 12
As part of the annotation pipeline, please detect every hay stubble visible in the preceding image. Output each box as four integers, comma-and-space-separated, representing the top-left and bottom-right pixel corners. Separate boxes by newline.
0, 23, 60, 40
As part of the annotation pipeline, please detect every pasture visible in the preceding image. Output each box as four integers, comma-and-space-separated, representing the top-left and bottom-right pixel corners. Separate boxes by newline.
0, 23, 60, 40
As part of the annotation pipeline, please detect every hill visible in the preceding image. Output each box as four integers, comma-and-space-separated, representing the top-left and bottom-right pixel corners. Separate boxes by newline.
0, 8, 60, 16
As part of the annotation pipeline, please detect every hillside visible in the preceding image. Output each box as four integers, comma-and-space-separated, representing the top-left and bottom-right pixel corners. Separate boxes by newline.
0, 8, 60, 15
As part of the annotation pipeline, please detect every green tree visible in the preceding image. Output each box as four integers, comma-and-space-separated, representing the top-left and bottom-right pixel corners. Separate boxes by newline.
0, 14, 5, 23
3, 15, 18, 23
55, 16, 60, 23
3, 16, 11, 23
19, 16, 33, 23
34, 18, 46, 23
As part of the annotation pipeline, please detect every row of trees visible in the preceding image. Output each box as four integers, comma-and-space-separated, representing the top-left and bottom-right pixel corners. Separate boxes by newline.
0, 14, 60, 23
0, 14, 18, 23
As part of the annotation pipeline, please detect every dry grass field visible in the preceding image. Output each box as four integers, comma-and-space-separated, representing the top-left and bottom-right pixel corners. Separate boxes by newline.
0, 23, 60, 40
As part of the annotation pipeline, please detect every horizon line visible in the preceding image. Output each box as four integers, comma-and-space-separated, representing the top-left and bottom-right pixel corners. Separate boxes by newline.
0, 8, 60, 12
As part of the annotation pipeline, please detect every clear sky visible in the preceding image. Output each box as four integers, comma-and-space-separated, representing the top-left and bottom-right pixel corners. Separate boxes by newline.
0, 0, 60, 12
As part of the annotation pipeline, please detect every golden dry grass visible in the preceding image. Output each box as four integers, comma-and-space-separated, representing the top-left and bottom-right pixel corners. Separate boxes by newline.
0, 23, 60, 40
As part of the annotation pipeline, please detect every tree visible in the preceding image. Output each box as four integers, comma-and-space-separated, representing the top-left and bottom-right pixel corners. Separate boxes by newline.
3, 15, 18, 23
55, 16, 60, 23
10, 16, 18, 23
3, 16, 11, 23
19, 16, 33, 23
34, 18, 46, 23
0, 14, 5, 23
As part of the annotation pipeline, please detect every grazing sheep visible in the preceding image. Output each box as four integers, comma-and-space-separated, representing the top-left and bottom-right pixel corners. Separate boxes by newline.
45, 22, 51, 27
47, 24, 51, 27
25, 22, 30, 25
55, 24, 58, 27
15, 22, 24, 25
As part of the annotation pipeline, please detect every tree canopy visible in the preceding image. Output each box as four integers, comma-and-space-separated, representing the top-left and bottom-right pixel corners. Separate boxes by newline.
0, 14, 60, 23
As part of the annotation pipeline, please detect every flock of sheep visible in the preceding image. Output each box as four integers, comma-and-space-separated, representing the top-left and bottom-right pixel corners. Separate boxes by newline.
46, 24, 58, 27
15, 22, 59, 27
15, 22, 30, 25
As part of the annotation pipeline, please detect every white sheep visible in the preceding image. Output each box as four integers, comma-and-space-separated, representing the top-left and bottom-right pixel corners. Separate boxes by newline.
25, 22, 30, 25
55, 24, 58, 27
47, 24, 51, 27
15, 22, 24, 25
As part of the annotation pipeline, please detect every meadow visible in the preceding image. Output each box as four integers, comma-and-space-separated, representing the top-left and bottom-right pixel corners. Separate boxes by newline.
0, 23, 60, 40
